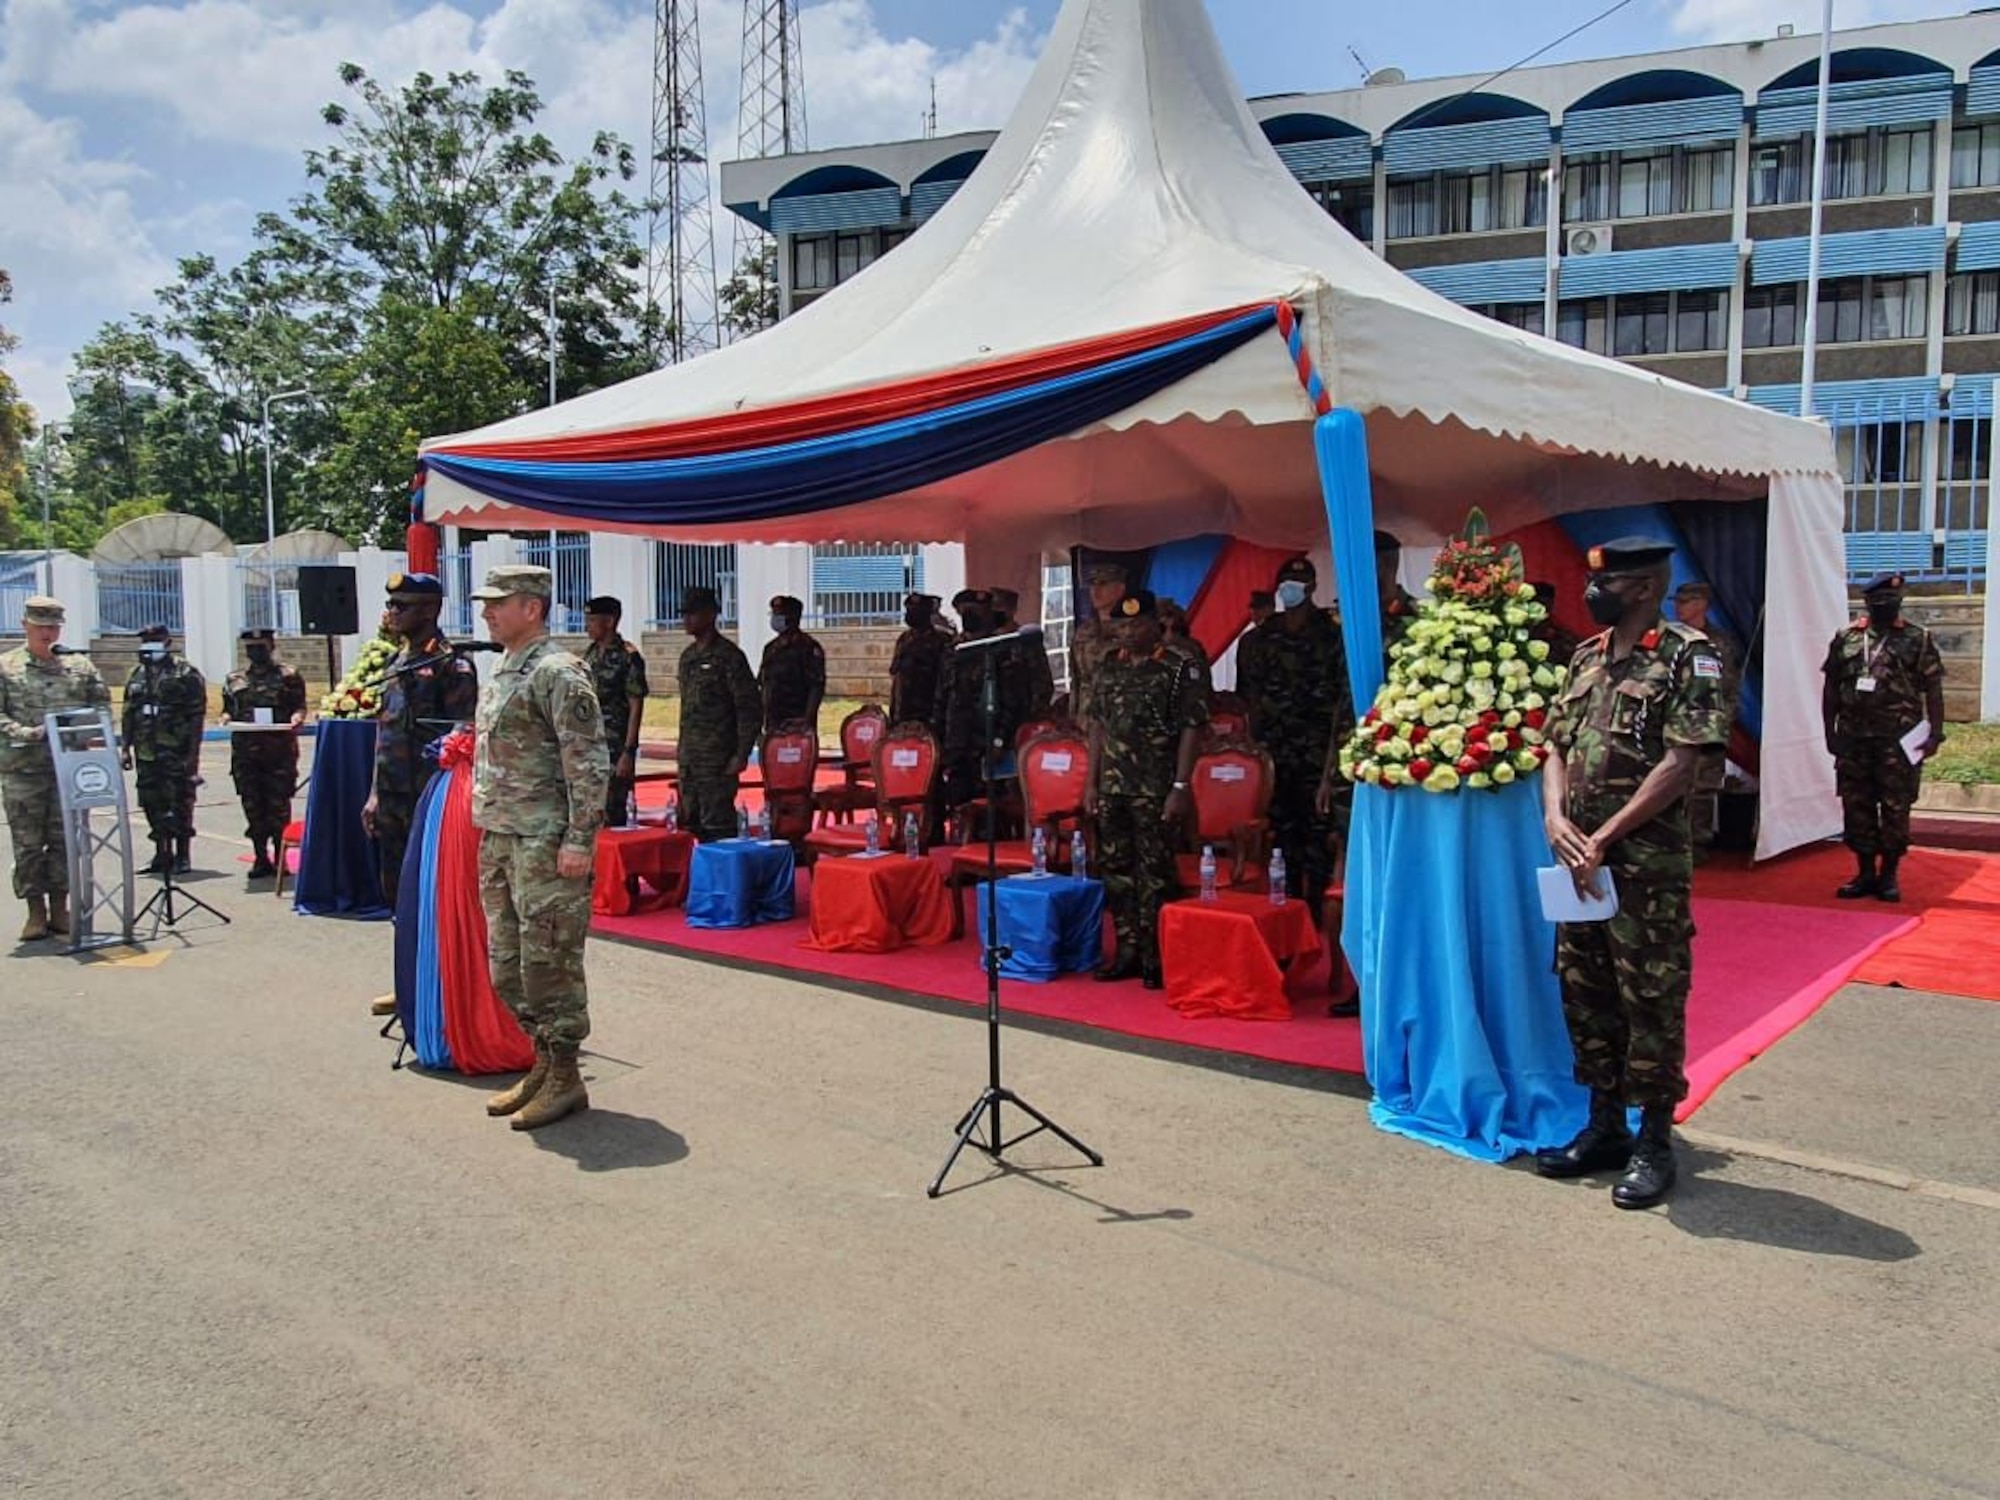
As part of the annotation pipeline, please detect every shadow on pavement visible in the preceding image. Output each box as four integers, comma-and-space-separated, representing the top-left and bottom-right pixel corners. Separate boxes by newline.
1668, 1165, 1921, 1262
529, 1110, 690, 1172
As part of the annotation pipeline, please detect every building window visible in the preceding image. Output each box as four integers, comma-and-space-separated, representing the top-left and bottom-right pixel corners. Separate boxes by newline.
1674, 289, 1728, 352
1952, 122, 2000, 189
1387, 163, 1545, 238
1387, 175, 1437, 238
1556, 297, 1609, 354
793, 235, 835, 292
1837, 423, 1920, 484
1946, 270, 2000, 336
1678, 146, 1734, 214
1743, 284, 1799, 348
1563, 145, 1734, 222
794, 229, 903, 294
1614, 292, 1672, 356
1751, 127, 1932, 206
1864, 274, 1928, 341
1749, 138, 1806, 206
1308, 179, 1375, 241
1948, 417, 1992, 482
1617, 153, 1673, 219
1487, 301, 1546, 336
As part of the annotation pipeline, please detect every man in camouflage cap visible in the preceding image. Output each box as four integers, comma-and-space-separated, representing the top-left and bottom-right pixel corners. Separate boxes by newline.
889, 592, 950, 726
758, 594, 826, 735
121, 624, 206, 876
676, 585, 760, 842
1068, 560, 1129, 729
0, 596, 111, 941
1539, 538, 1728, 1210
470, 564, 609, 1130
583, 596, 649, 829
222, 627, 308, 878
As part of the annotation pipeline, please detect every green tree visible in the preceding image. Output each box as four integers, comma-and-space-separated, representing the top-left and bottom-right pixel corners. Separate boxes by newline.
0, 269, 34, 547
719, 241, 780, 339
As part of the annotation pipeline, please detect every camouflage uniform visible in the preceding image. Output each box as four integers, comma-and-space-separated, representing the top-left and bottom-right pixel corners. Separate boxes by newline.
1094, 647, 1209, 971
0, 646, 111, 900
1686, 626, 1743, 849
1237, 607, 1351, 917
677, 633, 761, 842
474, 636, 609, 1056
934, 638, 1045, 808
221, 657, 308, 842
1549, 622, 1728, 1107
759, 629, 826, 733
584, 633, 649, 828
1823, 617, 1942, 859
1068, 617, 1118, 726
889, 625, 951, 726
372, 630, 481, 903
1164, 633, 1214, 698
122, 655, 206, 846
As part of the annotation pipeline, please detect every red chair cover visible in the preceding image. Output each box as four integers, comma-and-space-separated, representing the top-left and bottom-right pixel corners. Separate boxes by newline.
1182, 742, 1273, 885
762, 728, 821, 845
816, 705, 887, 823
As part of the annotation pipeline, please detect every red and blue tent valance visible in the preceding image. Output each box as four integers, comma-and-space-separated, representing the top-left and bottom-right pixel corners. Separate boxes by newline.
419, 304, 1287, 528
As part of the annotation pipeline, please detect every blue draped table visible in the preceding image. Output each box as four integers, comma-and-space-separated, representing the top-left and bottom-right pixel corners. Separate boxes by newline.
1343, 779, 1588, 1161
975, 875, 1105, 983
686, 839, 797, 929
293, 718, 389, 919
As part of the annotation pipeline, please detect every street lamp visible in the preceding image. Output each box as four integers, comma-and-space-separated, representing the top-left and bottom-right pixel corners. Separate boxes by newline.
261, 388, 312, 627
38, 421, 68, 594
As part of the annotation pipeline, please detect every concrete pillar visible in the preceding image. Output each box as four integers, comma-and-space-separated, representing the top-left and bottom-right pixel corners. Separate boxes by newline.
737, 542, 812, 660
48, 553, 96, 641
1983, 526, 2000, 723
919, 543, 966, 617
589, 532, 652, 631
179, 554, 240, 683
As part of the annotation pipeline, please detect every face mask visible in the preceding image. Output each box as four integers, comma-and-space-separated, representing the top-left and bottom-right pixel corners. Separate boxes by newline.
1867, 598, 1900, 627
960, 609, 993, 635
769, 614, 790, 634
1583, 581, 1628, 628
1275, 581, 1309, 611
246, 647, 273, 666
139, 644, 167, 661
905, 607, 928, 629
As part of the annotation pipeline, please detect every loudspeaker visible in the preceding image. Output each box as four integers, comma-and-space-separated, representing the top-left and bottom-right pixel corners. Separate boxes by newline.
298, 566, 360, 636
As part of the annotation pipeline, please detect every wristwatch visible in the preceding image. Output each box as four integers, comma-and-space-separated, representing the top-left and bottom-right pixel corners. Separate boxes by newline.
1171, 780, 1188, 790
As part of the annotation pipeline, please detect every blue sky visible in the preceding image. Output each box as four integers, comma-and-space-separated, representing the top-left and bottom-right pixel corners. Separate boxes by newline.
1, 0, 1975, 422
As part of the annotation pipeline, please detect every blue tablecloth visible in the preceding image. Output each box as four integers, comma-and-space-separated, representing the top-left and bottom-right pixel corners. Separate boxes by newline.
974, 875, 1105, 983
1344, 779, 1588, 1162
686, 839, 797, 929
293, 719, 389, 919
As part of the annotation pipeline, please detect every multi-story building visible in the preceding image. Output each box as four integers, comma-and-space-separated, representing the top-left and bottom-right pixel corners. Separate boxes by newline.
720, 12, 2000, 590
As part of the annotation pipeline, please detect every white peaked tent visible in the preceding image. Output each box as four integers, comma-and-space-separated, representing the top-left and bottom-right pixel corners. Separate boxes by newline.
423, 0, 1846, 856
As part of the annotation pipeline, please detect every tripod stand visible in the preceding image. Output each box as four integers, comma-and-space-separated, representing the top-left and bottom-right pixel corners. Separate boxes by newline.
135, 819, 230, 935
928, 638, 1101, 1198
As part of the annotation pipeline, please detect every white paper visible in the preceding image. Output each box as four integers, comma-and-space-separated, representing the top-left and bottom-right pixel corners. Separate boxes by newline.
775, 747, 803, 764
890, 749, 921, 769
1900, 720, 1930, 766
1040, 751, 1073, 773
252, 707, 274, 725
1537, 866, 1619, 924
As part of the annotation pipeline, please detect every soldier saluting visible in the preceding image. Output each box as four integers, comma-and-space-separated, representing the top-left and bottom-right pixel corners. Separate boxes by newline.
222, 627, 308, 878
1821, 571, 1944, 903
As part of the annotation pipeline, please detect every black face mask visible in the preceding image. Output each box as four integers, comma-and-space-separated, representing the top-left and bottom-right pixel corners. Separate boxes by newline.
1867, 598, 1901, 627
960, 609, 994, 635
905, 607, 928, 629
246, 647, 274, 667
1582, 581, 1629, 628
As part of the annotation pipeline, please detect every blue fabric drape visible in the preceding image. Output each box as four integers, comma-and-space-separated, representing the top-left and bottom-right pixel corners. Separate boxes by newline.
1144, 536, 1228, 614
293, 719, 389, 919
686, 840, 798, 928
410, 775, 453, 1069
1346, 782, 1590, 1161
976, 875, 1106, 982
424, 308, 1278, 526
1316, 411, 1386, 713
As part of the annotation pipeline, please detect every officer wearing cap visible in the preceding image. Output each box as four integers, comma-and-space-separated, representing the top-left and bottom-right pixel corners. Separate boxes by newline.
469, 564, 609, 1130
1, 596, 110, 942
1086, 590, 1208, 987
1069, 560, 1130, 727
992, 586, 1056, 716
676, 585, 760, 842
758, 594, 826, 735
890, 592, 950, 726
1670, 580, 1744, 855
583, 596, 649, 828
1240, 556, 1351, 934
121, 624, 206, 876
222, 626, 308, 877
934, 587, 1040, 819
1538, 538, 1729, 1210
1822, 571, 1945, 903
363, 572, 479, 1012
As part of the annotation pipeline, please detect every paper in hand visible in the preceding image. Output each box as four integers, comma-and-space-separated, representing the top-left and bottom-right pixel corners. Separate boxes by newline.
1538, 865, 1619, 924
1900, 720, 1930, 766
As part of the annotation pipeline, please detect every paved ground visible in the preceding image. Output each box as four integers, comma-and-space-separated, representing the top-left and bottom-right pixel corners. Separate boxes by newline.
3, 743, 1997, 1498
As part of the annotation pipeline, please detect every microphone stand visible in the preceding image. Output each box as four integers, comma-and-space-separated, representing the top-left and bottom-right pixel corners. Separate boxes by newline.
928, 639, 1101, 1198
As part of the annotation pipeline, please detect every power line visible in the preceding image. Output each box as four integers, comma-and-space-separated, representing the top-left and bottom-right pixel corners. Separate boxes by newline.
1395, 0, 1645, 133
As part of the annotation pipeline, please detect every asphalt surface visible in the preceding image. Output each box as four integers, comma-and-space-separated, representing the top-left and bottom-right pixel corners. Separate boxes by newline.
3, 743, 1997, 1498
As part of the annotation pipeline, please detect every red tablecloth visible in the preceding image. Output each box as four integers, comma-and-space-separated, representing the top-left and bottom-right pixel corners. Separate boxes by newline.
593, 827, 697, 916
1159, 892, 1323, 1021
805, 855, 955, 954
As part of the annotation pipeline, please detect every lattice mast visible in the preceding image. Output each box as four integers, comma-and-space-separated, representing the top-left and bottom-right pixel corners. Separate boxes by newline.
646, 0, 719, 363
733, 0, 809, 329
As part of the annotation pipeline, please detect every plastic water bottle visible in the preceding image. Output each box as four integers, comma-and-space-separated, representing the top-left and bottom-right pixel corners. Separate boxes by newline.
753, 804, 770, 841
865, 815, 880, 856
903, 812, 921, 859
1071, 830, 1088, 880
1199, 845, 1219, 904
1031, 826, 1049, 876
736, 803, 750, 840
664, 797, 679, 833
1269, 848, 1288, 908
626, 789, 639, 827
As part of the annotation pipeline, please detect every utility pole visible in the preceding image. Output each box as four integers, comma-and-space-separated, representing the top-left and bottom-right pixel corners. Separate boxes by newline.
733, 0, 809, 335
646, 0, 720, 364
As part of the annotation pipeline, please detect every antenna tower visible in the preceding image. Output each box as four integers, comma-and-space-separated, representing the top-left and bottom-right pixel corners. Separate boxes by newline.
646, 0, 719, 363
733, 0, 809, 329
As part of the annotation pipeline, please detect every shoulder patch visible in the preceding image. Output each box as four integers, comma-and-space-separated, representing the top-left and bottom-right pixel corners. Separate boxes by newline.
1692, 655, 1723, 680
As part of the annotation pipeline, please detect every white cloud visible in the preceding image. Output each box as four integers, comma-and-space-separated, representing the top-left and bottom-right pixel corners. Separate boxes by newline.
1666, 0, 1975, 43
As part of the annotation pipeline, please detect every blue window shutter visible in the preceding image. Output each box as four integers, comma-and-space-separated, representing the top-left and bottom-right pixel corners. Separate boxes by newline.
909, 181, 966, 222
1558, 241, 1741, 298
1750, 226, 1946, 285
1754, 76, 1951, 136
1274, 137, 1374, 183
1560, 96, 1743, 154
1965, 65, 2000, 120
1746, 377, 1939, 422
1949, 377, 1996, 420
1405, 257, 1548, 305
1956, 222, 2000, 275
1383, 116, 1550, 174
770, 187, 906, 234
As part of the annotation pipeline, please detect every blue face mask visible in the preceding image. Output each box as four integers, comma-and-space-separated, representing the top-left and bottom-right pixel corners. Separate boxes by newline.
139, 644, 168, 661
769, 614, 790, 634
1275, 581, 1309, 611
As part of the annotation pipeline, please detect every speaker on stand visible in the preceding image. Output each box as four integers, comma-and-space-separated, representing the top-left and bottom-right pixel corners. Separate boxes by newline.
297, 566, 360, 696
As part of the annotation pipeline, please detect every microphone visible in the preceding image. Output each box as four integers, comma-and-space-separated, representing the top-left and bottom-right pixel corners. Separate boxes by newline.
954, 625, 1045, 655
451, 641, 505, 654
50, 644, 87, 656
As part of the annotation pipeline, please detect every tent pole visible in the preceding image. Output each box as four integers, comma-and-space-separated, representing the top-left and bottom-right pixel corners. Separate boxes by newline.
1798, 0, 1835, 422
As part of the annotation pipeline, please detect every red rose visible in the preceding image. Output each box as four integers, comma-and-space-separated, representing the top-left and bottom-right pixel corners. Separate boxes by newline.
1524, 708, 1547, 730
1410, 725, 1429, 745
1480, 710, 1501, 727
1455, 755, 1480, 776
1507, 730, 1523, 750
1409, 757, 1434, 782
1364, 706, 1381, 724
1376, 723, 1396, 743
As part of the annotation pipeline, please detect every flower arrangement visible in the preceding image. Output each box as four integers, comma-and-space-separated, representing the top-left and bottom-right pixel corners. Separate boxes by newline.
321, 631, 401, 720
1337, 509, 1567, 794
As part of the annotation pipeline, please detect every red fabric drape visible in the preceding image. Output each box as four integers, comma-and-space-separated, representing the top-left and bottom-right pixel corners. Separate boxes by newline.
434, 740, 535, 1075
1500, 520, 1594, 647
1186, 539, 1299, 663
1160, 893, 1322, 1021
405, 521, 441, 578
804, 857, 956, 954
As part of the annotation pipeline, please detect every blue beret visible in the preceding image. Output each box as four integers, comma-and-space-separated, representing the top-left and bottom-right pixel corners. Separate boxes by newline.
386, 572, 445, 599
1860, 572, 1905, 594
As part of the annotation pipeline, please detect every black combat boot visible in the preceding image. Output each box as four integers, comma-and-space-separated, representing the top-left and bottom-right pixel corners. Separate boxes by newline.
1611, 1106, 1679, 1210
248, 839, 275, 878
172, 836, 193, 876
1095, 945, 1142, 983
1535, 1090, 1634, 1178
1875, 854, 1903, 903
142, 840, 173, 876
1836, 852, 1877, 899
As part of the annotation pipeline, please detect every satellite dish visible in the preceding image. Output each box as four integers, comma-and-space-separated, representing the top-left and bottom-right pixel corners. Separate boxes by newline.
240, 528, 351, 563
92, 513, 236, 563
1366, 67, 1406, 87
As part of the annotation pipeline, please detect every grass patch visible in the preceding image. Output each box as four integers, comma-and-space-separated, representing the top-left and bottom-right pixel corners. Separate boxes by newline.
1929, 722, 2000, 786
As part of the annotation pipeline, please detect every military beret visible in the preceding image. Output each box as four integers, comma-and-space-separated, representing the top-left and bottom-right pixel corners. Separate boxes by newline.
1860, 572, 1906, 595
239, 627, 276, 643
952, 588, 993, 610
1111, 589, 1158, 620
1275, 555, 1316, 584
905, 592, 940, 611
1673, 580, 1713, 602
385, 571, 445, 600
1585, 537, 1675, 574
584, 595, 623, 618
680, 585, 721, 613
1082, 560, 1128, 585
768, 595, 803, 615
1373, 529, 1403, 554
1248, 590, 1275, 609
138, 623, 172, 643
990, 587, 1021, 614
470, 564, 553, 601
21, 595, 65, 626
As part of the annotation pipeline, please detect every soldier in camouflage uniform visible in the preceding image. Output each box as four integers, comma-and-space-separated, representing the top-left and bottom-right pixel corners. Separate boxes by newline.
1157, 598, 1214, 697
1, 596, 112, 942
1822, 571, 1945, 904
469, 566, 609, 1131
1241, 557, 1350, 933
889, 593, 950, 726
121, 624, 207, 876
1086, 591, 1207, 988
1068, 561, 1129, 728
1538, 539, 1728, 1211
992, 586, 1057, 716
221, 627, 308, 877
934, 588, 1042, 818
1671, 581, 1745, 854
676, 585, 761, 842
758, 594, 826, 735
583, 595, 650, 829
